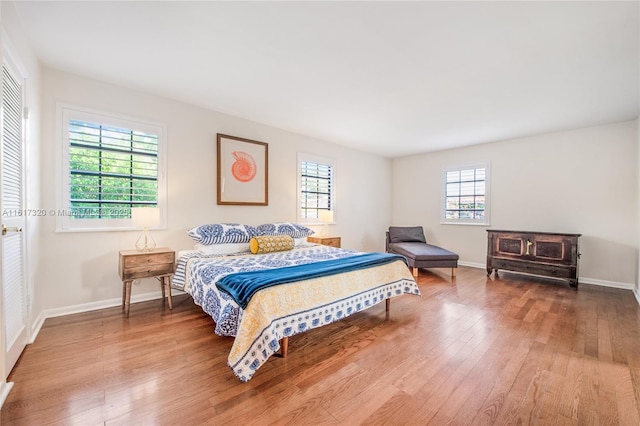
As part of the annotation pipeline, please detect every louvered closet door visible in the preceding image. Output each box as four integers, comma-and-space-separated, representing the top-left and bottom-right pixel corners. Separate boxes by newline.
1, 60, 27, 375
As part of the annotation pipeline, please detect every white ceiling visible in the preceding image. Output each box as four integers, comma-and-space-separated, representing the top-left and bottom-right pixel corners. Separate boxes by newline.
12, 1, 640, 158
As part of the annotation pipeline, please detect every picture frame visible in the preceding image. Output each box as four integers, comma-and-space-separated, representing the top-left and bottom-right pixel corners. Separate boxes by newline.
216, 134, 268, 205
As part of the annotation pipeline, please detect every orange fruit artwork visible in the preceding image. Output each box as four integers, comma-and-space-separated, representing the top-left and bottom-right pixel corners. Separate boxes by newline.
231, 151, 257, 182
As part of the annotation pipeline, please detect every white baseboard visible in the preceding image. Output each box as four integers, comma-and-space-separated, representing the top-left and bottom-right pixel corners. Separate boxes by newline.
29, 312, 46, 344
0, 381, 14, 410
29, 289, 185, 345
458, 261, 635, 291
578, 277, 634, 291
458, 260, 485, 269
634, 288, 640, 305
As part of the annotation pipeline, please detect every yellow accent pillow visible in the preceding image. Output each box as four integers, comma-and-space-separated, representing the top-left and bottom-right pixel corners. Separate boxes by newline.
250, 235, 295, 254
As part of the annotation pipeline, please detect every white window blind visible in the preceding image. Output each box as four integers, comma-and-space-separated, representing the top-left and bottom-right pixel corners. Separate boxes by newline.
442, 164, 490, 225
298, 153, 335, 222
57, 105, 167, 232
68, 120, 159, 219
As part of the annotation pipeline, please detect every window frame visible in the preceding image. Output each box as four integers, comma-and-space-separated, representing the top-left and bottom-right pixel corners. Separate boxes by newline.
55, 104, 167, 232
441, 162, 490, 226
296, 152, 335, 225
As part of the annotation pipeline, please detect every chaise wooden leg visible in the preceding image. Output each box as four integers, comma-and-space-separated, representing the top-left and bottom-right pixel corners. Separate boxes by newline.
386, 298, 390, 320
412, 267, 418, 277
281, 336, 289, 358
452, 267, 457, 278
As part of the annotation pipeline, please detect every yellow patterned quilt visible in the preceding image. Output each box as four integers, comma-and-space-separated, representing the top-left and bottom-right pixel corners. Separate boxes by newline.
229, 259, 420, 381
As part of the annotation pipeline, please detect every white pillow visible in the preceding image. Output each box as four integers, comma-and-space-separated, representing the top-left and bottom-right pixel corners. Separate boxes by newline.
195, 242, 250, 256
294, 237, 310, 247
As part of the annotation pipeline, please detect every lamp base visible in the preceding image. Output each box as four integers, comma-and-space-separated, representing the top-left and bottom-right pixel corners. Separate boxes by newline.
135, 228, 156, 252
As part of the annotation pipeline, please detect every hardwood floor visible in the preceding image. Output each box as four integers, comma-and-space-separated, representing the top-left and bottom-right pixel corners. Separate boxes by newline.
2, 267, 640, 425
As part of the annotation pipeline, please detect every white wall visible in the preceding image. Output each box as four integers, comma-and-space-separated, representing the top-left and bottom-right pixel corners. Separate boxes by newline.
392, 120, 638, 288
36, 68, 392, 313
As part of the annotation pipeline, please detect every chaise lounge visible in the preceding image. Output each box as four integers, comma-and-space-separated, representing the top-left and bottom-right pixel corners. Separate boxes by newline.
385, 226, 459, 278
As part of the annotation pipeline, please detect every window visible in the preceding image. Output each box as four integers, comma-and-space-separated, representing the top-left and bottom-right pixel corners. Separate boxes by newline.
297, 153, 334, 223
442, 164, 490, 225
57, 105, 167, 231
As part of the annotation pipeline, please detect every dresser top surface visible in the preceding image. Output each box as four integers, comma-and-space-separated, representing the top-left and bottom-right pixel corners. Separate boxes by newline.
487, 229, 581, 237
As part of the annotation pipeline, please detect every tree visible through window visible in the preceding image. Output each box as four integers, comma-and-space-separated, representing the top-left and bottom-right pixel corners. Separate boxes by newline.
57, 105, 166, 231
69, 120, 158, 219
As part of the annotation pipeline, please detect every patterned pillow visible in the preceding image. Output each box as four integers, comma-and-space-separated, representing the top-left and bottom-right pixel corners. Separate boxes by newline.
188, 223, 258, 245
250, 235, 295, 254
256, 222, 314, 238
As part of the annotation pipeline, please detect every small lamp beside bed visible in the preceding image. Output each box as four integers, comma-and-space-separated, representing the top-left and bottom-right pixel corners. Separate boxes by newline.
319, 209, 334, 236
131, 207, 160, 252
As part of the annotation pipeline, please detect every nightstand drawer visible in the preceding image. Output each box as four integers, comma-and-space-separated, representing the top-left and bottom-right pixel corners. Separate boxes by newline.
118, 248, 176, 281
121, 263, 174, 280
122, 252, 175, 268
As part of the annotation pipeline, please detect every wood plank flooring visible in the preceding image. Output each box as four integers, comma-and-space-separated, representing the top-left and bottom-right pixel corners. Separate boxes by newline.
2, 267, 640, 425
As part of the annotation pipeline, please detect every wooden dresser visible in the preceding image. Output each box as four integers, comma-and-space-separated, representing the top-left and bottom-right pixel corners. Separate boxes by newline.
486, 230, 581, 289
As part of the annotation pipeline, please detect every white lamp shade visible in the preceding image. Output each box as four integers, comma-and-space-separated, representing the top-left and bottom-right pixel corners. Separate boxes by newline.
131, 207, 160, 228
319, 210, 334, 224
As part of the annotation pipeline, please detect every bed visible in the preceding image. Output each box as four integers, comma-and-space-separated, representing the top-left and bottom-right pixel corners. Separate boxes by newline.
172, 239, 421, 382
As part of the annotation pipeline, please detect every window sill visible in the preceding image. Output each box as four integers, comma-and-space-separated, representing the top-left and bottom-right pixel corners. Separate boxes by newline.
440, 221, 490, 226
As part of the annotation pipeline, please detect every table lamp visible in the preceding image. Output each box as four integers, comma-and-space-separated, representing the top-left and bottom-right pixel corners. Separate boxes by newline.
319, 210, 334, 236
131, 207, 160, 252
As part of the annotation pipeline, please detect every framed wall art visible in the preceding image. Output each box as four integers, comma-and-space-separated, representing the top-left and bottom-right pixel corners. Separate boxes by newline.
216, 134, 268, 205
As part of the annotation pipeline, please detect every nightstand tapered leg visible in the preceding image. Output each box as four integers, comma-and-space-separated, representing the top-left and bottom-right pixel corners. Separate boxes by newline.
165, 276, 173, 310
124, 280, 132, 317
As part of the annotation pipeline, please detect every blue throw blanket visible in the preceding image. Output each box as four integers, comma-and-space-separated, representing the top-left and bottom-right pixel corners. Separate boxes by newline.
216, 252, 408, 309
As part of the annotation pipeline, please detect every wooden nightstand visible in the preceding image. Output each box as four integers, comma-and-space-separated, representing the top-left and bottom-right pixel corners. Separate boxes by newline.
307, 236, 341, 248
118, 247, 175, 317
